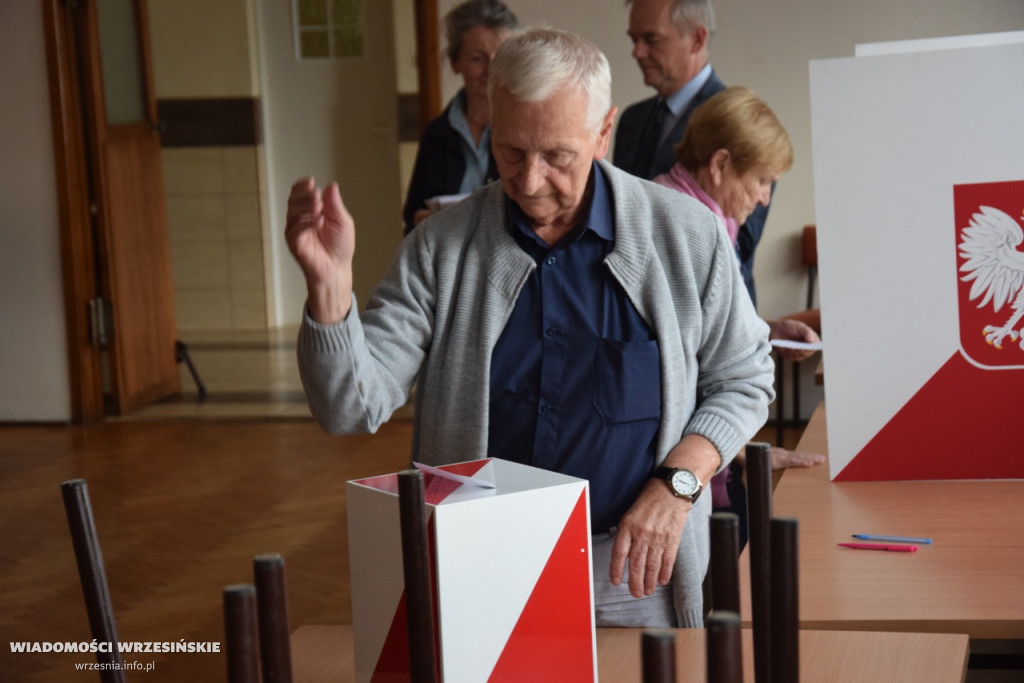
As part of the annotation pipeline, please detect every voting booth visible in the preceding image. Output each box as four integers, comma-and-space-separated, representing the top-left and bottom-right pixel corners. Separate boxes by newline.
810, 32, 1024, 481
347, 458, 596, 682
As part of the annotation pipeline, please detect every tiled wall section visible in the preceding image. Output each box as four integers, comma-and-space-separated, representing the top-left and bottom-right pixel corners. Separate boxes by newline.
162, 146, 268, 332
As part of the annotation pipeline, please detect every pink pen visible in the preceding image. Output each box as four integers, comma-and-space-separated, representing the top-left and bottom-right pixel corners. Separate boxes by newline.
837, 542, 917, 552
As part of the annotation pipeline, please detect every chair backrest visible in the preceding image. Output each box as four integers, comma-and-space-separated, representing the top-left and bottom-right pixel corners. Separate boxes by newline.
801, 225, 818, 309
61, 479, 126, 683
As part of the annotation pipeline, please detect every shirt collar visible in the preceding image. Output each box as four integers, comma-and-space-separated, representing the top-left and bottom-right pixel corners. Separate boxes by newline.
664, 63, 713, 117
447, 89, 488, 153
506, 162, 614, 248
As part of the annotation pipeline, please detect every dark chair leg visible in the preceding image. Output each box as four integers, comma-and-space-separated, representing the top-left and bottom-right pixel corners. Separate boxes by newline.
707, 611, 743, 683
641, 629, 677, 683
746, 443, 773, 683
770, 518, 800, 683
224, 584, 260, 683
254, 554, 292, 683
61, 479, 126, 683
175, 340, 207, 401
398, 469, 438, 683
709, 512, 741, 615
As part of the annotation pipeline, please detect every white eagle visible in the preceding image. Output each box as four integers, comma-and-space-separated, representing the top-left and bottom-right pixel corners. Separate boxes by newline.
958, 205, 1024, 350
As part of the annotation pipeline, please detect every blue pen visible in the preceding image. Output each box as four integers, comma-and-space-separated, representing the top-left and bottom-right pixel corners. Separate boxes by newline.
853, 534, 932, 545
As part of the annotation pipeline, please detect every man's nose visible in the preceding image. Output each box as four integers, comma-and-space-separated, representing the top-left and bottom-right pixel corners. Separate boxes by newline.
521, 157, 546, 194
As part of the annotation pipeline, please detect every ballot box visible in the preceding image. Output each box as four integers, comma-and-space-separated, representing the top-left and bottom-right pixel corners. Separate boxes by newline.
347, 458, 596, 682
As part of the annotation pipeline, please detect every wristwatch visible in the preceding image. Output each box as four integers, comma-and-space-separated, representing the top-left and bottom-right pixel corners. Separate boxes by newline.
654, 466, 703, 502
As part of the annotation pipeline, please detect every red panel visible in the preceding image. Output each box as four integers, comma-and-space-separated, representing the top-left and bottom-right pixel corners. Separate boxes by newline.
836, 352, 1024, 481
488, 490, 595, 681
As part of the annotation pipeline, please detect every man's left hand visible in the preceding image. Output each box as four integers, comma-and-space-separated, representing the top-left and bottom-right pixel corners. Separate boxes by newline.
609, 479, 691, 599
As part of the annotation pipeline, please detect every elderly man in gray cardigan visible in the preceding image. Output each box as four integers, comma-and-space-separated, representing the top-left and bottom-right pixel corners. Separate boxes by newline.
286, 27, 774, 628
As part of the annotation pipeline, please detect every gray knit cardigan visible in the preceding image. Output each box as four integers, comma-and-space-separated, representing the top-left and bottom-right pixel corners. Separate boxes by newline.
297, 160, 775, 627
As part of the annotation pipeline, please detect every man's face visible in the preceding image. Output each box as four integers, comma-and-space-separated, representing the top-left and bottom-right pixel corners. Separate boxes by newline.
628, 0, 704, 97
490, 86, 615, 233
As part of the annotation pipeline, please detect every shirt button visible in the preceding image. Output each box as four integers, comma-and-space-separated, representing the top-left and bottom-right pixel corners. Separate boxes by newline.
545, 255, 557, 266
540, 403, 551, 414
546, 327, 557, 337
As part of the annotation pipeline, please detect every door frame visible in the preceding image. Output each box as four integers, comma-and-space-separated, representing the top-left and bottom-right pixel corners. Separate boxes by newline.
43, 0, 178, 421
414, 0, 442, 129
43, 0, 104, 421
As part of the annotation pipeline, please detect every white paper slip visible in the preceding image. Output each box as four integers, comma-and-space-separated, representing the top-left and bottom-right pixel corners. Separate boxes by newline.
413, 461, 496, 489
424, 193, 469, 211
770, 339, 823, 352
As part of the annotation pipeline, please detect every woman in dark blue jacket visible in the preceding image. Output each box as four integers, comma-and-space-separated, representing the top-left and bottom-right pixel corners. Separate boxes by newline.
402, 0, 517, 234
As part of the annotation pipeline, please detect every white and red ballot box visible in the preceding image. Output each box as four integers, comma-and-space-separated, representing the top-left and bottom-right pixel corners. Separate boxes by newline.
347, 458, 597, 682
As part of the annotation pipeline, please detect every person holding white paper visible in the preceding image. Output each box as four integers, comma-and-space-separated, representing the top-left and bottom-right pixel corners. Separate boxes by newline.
287, 28, 774, 628
651, 86, 824, 544
651, 87, 820, 360
401, 0, 517, 234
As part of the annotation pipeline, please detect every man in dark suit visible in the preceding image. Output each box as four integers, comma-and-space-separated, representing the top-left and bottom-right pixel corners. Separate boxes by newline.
614, 0, 767, 305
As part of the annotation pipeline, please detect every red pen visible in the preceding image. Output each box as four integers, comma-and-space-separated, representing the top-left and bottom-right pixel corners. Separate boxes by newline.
837, 542, 917, 552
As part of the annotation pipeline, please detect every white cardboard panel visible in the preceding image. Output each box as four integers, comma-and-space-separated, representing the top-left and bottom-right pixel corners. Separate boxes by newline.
810, 39, 1024, 478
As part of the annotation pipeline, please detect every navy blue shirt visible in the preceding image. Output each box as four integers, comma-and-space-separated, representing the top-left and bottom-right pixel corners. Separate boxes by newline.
488, 164, 662, 532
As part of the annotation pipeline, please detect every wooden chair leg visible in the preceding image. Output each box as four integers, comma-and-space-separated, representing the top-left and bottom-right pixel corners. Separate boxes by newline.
706, 611, 743, 683
224, 584, 260, 683
745, 443, 773, 683
641, 629, 677, 683
254, 553, 292, 683
61, 479, 126, 683
709, 512, 741, 615
770, 518, 800, 683
398, 469, 437, 683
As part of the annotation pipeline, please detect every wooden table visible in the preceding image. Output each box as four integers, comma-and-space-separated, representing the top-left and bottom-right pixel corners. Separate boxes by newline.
740, 402, 1024, 640
291, 624, 968, 682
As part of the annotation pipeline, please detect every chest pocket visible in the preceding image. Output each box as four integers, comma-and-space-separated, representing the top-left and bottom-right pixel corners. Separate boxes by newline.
592, 338, 662, 424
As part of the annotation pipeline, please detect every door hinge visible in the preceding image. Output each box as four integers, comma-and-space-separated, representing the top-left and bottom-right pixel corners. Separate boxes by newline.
87, 297, 111, 347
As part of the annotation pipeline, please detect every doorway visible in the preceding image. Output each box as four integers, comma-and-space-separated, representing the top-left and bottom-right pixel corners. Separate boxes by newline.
45, 0, 180, 421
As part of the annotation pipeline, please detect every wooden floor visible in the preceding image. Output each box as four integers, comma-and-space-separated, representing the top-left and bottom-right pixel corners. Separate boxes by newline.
0, 390, 805, 683
0, 417, 414, 682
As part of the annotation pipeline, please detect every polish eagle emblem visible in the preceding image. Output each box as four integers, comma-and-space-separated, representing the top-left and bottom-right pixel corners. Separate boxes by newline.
958, 206, 1024, 351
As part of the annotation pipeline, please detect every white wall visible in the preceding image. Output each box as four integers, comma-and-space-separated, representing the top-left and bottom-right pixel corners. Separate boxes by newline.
439, 0, 1024, 321
256, 0, 403, 326
0, 2, 71, 421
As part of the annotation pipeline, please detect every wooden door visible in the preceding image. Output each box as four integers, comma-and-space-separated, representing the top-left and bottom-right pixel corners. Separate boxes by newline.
45, 0, 178, 418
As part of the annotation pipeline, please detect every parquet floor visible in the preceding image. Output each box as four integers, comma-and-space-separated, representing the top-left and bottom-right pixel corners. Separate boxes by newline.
0, 417, 413, 682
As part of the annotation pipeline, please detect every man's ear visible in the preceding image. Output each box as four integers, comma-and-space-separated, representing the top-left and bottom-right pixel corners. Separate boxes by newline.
690, 24, 709, 53
594, 106, 619, 160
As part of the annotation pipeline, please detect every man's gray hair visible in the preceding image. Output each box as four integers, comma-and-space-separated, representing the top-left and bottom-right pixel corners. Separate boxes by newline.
488, 27, 612, 133
626, 0, 716, 35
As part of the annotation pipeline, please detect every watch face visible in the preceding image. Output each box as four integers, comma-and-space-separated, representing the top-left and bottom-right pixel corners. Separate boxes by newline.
671, 469, 698, 496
